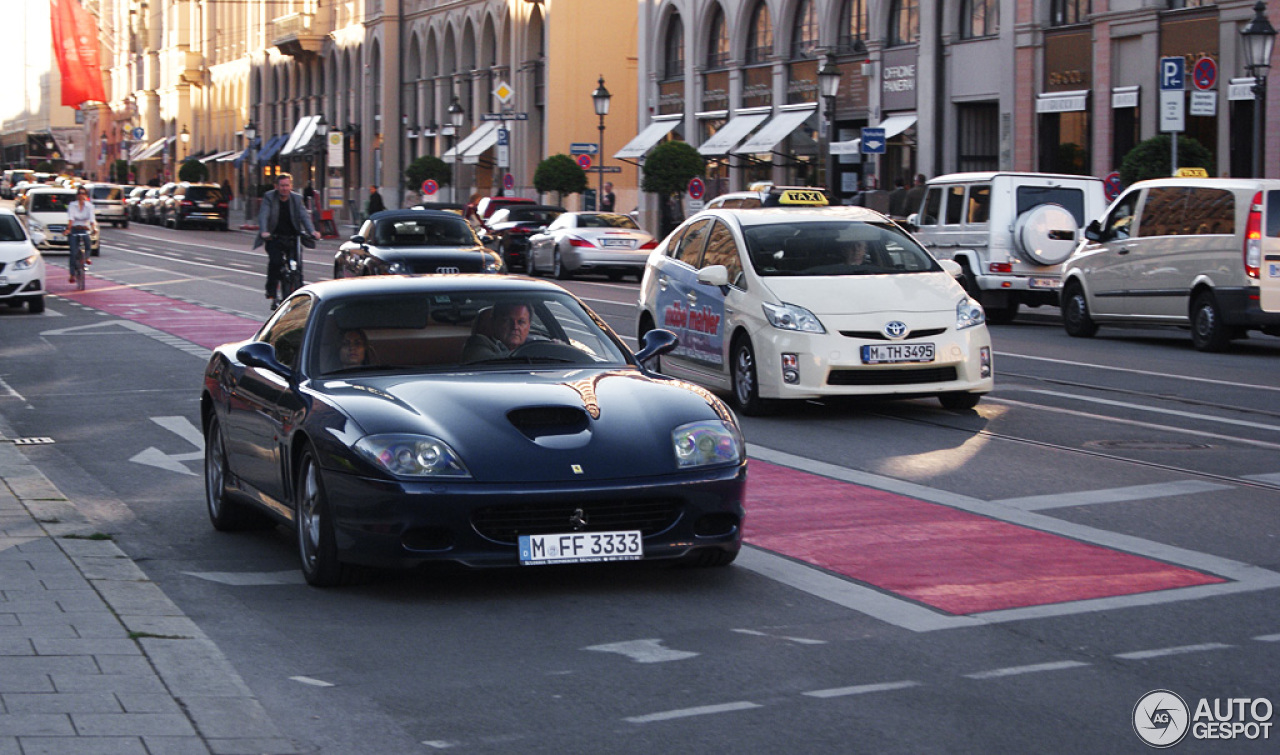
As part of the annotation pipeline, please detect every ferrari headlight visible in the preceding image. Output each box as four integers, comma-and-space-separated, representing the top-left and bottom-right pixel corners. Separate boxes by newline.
354, 434, 471, 478
387, 261, 409, 274
762, 302, 825, 333
956, 296, 986, 330
12, 253, 40, 271
672, 420, 744, 469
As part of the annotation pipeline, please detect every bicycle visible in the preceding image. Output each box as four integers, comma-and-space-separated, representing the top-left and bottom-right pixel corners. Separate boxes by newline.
68, 228, 91, 292
269, 235, 305, 309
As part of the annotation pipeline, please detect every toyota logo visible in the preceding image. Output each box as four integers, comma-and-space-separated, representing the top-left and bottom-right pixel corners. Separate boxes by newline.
883, 321, 909, 339
435, 266, 461, 274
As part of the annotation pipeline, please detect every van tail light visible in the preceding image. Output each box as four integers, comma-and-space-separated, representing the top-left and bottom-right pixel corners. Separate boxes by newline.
638, 239, 659, 250
1245, 191, 1263, 279
568, 236, 597, 248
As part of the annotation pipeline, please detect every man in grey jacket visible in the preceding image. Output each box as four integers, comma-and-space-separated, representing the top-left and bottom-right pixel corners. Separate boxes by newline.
254, 173, 320, 305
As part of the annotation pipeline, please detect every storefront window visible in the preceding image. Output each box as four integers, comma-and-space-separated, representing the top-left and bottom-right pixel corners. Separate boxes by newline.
958, 103, 1000, 171
1039, 111, 1089, 175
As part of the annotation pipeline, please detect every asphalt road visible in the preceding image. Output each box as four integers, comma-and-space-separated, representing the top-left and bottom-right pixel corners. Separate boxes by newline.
1, 220, 1277, 753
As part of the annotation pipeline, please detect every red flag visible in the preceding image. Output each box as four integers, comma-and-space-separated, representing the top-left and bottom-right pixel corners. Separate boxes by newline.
51, 0, 107, 108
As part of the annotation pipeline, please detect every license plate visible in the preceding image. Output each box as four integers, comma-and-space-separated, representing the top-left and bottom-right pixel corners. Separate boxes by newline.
1029, 277, 1059, 289
601, 238, 632, 248
518, 530, 643, 565
861, 343, 935, 364
198, 202, 213, 209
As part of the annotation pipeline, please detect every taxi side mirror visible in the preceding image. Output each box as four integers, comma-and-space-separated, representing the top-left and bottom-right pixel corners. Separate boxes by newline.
938, 259, 963, 278
697, 264, 730, 287
1084, 219, 1103, 242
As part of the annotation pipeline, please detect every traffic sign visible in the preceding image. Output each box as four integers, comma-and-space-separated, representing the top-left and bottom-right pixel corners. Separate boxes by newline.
503, 173, 515, 192
860, 127, 887, 154
1192, 57, 1217, 91
481, 112, 529, 121
494, 80, 514, 104
594, 166, 622, 173
1160, 57, 1186, 133
1190, 91, 1217, 117
132, 127, 145, 140
496, 127, 510, 168
1103, 172, 1123, 202
570, 143, 599, 155
576, 154, 592, 170
421, 179, 438, 196
1160, 56, 1185, 91
687, 176, 705, 200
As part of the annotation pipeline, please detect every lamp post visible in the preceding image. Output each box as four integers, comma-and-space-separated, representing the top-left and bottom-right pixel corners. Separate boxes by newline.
315, 115, 328, 216
447, 95, 465, 204
591, 76, 612, 208
1242, 0, 1277, 179
180, 125, 190, 164
817, 52, 842, 201
243, 121, 256, 222
99, 134, 108, 181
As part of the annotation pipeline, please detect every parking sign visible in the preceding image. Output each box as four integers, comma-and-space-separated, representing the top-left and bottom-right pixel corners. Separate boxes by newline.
1160, 57, 1185, 91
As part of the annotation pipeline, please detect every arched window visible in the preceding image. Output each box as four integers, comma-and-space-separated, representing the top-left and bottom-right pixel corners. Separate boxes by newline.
1050, 0, 1089, 26
961, 0, 998, 38
664, 13, 684, 79
707, 5, 729, 69
746, 1, 773, 65
791, 0, 818, 60
889, 0, 920, 46
839, 0, 869, 53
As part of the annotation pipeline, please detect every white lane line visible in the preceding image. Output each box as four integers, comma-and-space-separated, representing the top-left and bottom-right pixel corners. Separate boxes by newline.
991, 480, 1231, 511
804, 680, 921, 698
0, 376, 25, 402
987, 397, 1280, 451
995, 352, 1280, 393
288, 676, 335, 687
1244, 472, 1280, 484
1253, 633, 1280, 642
730, 628, 826, 645
963, 661, 1090, 679
1115, 643, 1233, 660
625, 701, 762, 724
585, 639, 698, 663
1013, 387, 1280, 434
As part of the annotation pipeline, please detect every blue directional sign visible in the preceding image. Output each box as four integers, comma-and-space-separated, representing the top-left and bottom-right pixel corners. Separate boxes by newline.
1160, 56, 1185, 91
132, 127, 145, 140
860, 127, 887, 155
570, 142, 599, 155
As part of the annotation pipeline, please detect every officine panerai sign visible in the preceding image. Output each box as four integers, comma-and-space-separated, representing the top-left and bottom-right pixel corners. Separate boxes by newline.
881, 47, 917, 111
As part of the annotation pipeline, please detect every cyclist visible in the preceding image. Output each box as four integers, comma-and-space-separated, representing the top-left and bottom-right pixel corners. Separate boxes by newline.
66, 186, 97, 284
253, 172, 319, 307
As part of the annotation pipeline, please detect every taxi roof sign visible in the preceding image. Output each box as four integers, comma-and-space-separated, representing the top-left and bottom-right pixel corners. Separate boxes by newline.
774, 189, 829, 206
1175, 167, 1210, 178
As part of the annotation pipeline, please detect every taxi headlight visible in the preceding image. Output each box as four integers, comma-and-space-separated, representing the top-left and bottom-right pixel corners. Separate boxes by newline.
762, 302, 825, 333
672, 420, 744, 469
354, 434, 471, 478
956, 297, 986, 330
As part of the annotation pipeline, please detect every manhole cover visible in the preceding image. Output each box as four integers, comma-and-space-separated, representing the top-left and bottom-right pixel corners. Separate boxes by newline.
12, 437, 56, 446
1085, 440, 1211, 451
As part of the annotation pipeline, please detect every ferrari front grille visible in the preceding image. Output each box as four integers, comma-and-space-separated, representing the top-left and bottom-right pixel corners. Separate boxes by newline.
472, 498, 682, 543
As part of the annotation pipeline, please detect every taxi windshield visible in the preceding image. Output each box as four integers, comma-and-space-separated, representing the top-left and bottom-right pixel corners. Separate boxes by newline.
742, 221, 940, 277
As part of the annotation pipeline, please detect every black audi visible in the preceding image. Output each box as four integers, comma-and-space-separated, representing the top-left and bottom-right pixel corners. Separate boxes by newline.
333, 209, 505, 278
201, 276, 746, 586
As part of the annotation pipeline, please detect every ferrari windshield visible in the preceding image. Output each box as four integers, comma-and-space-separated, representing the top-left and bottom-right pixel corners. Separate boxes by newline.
312, 290, 630, 376
742, 220, 940, 277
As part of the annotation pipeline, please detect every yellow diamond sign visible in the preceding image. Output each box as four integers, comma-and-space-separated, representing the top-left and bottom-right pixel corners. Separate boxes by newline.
494, 81, 514, 104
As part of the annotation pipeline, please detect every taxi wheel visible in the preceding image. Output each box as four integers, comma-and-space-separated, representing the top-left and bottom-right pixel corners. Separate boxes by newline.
938, 392, 982, 411
1190, 292, 1235, 352
731, 337, 773, 416
1061, 283, 1098, 338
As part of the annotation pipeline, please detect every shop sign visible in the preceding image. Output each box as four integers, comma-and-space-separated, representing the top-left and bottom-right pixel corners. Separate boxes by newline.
881, 47, 917, 111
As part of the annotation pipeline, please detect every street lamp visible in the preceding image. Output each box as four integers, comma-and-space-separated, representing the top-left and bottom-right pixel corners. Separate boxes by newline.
817, 52, 842, 201
243, 120, 256, 222
591, 75, 612, 207
180, 124, 190, 163
315, 115, 328, 215
447, 95, 465, 204
1242, 0, 1276, 179
100, 134, 108, 181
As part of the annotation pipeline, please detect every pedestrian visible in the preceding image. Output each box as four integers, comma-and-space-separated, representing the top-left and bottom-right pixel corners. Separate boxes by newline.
464, 193, 482, 228
366, 185, 386, 218
903, 173, 927, 217
600, 181, 616, 213
888, 177, 908, 218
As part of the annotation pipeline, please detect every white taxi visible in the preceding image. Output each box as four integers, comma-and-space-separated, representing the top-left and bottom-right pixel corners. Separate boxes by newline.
637, 207, 993, 414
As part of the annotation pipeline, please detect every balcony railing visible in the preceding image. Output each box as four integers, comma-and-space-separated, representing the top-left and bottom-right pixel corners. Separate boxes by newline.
271, 11, 323, 58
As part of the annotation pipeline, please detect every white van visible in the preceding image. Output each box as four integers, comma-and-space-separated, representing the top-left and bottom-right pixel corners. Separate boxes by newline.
1061, 177, 1280, 351
908, 172, 1108, 323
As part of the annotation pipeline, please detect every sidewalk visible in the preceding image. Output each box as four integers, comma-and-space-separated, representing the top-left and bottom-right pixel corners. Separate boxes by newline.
0, 439, 296, 754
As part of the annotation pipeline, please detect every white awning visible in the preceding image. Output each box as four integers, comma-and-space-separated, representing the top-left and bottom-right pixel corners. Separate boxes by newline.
461, 122, 503, 164
614, 119, 681, 160
1035, 90, 1089, 114
443, 121, 499, 160
131, 136, 175, 161
280, 115, 321, 156
216, 149, 242, 162
830, 114, 918, 155
732, 108, 816, 155
697, 112, 770, 156
199, 150, 236, 164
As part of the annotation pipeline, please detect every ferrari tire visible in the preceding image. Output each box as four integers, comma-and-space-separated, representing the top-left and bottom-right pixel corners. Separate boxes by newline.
296, 447, 358, 587
205, 417, 258, 531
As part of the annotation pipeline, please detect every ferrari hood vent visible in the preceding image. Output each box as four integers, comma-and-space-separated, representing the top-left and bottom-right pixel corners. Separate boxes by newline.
508, 406, 590, 441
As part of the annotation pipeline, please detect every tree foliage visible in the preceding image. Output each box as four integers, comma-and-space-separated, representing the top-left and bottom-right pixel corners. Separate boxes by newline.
641, 141, 705, 197
1119, 134, 1213, 186
405, 154, 451, 191
178, 158, 209, 182
110, 159, 129, 183
534, 154, 587, 199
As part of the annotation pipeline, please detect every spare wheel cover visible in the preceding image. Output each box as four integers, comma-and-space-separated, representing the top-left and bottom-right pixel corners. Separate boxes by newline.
1014, 203, 1078, 265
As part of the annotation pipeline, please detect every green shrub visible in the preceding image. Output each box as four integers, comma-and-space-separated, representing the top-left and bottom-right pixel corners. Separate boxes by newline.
405, 155, 451, 191
1119, 134, 1213, 186
533, 154, 587, 200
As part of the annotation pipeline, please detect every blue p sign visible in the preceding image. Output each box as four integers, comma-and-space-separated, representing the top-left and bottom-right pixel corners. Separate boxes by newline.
1160, 57, 1185, 91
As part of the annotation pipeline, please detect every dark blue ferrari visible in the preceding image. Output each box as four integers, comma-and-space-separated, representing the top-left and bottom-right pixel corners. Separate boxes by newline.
200, 275, 746, 586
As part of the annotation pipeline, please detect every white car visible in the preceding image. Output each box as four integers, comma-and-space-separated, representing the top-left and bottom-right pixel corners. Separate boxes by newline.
19, 187, 101, 257
526, 212, 658, 281
637, 207, 993, 414
0, 208, 46, 313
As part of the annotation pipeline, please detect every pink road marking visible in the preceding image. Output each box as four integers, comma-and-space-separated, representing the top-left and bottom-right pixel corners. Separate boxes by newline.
46, 268, 260, 350
744, 460, 1225, 615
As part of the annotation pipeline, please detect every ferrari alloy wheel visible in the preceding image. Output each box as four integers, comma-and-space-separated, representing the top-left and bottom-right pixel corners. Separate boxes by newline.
296, 448, 350, 587
205, 417, 253, 531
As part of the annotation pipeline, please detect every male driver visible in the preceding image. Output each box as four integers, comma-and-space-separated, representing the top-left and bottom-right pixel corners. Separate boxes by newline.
253, 173, 319, 306
461, 301, 532, 362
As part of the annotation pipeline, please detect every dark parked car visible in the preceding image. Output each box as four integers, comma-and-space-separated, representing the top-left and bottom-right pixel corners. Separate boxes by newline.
142, 184, 174, 225
483, 204, 565, 271
475, 196, 536, 231
162, 182, 229, 230
126, 186, 149, 222
334, 209, 504, 277
200, 275, 746, 585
